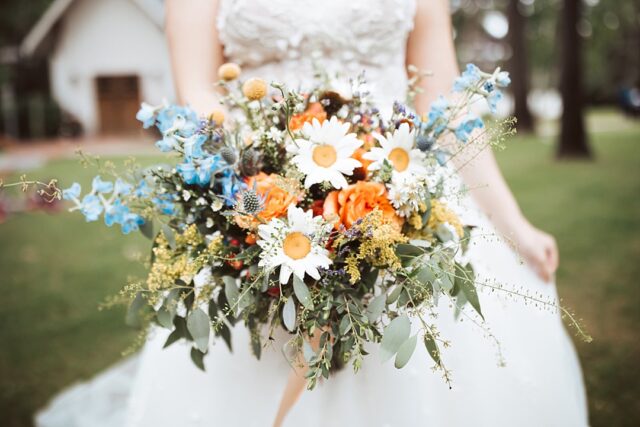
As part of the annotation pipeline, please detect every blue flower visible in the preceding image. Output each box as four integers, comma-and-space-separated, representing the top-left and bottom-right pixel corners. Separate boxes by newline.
62, 182, 81, 200
183, 134, 207, 159
487, 90, 503, 114
104, 199, 127, 226
80, 194, 103, 222
136, 103, 157, 129
495, 71, 511, 87
455, 115, 484, 143
121, 213, 145, 234
156, 135, 179, 152
453, 64, 482, 92
153, 195, 177, 215
92, 176, 113, 194
177, 161, 198, 185
219, 170, 245, 205
134, 179, 151, 198
156, 105, 198, 135
113, 179, 132, 197
196, 154, 224, 186
483, 81, 495, 93
427, 96, 448, 124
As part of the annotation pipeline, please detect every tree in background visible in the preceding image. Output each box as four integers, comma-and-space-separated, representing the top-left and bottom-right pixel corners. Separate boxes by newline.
558, 0, 592, 158
507, 0, 534, 133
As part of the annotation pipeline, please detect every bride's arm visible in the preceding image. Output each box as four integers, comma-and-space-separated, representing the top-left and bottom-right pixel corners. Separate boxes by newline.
165, 0, 225, 115
406, 0, 558, 282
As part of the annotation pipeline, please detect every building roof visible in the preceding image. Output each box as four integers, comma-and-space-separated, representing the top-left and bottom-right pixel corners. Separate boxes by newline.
20, 0, 165, 58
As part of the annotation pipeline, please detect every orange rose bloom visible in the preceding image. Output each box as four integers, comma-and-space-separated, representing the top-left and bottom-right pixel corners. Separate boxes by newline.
236, 173, 298, 229
323, 181, 403, 229
289, 102, 327, 131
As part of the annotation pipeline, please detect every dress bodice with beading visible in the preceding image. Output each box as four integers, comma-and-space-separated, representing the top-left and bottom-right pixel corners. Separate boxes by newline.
217, 0, 417, 108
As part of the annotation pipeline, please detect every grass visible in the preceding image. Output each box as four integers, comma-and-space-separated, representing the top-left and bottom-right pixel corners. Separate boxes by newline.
0, 110, 639, 426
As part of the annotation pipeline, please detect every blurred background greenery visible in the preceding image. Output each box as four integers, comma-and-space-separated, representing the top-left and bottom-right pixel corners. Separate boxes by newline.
1, 0, 639, 426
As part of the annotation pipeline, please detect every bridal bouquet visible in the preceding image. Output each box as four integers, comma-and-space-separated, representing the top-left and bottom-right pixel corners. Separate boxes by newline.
61, 63, 511, 387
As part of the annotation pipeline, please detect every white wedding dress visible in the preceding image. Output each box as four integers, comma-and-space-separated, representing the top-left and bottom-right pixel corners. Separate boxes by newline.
36, 0, 589, 426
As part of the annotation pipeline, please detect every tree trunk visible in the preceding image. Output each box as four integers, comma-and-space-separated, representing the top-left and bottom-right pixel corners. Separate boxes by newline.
507, 0, 535, 133
557, 0, 592, 159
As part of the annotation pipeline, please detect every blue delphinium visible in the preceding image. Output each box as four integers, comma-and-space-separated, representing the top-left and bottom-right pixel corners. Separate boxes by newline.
453, 64, 481, 92
486, 90, 503, 114
156, 105, 198, 135
455, 115, 484, 143
92, 176, 113, 193
62, 182, 81, 200
153, 195, 177, 215
61, 178, 145, 233
104, 199, 127, 226
183, 134, 207, 159
120, 212, 145, 234
113, 179, 132, 196
494, 71, 511, 88
426, 96, 450, 136
135, 179, 152, 198
135, 102, 157, 129
177, 154, 225, 187
219, 170, 245, 206
80, 194, 103, 221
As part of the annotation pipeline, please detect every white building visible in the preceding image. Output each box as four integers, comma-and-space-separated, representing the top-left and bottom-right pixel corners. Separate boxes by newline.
21, 0, 174, 135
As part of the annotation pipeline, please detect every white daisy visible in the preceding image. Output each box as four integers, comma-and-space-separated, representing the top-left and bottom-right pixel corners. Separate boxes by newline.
289, 116, 362, 189
257, 205, 332, 284
363, 123, 427, 179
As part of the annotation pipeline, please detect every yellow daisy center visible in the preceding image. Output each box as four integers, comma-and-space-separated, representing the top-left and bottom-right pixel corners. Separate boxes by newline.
283, 232, 312, 260
388, 147, 410, 172
312, 144, 337, 167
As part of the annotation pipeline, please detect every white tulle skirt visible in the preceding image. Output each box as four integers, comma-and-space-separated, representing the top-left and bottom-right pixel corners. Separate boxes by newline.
36, 206, 588, 427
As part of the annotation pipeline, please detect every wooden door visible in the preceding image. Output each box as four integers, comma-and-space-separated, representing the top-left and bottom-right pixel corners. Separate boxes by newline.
96, 75, 140, 134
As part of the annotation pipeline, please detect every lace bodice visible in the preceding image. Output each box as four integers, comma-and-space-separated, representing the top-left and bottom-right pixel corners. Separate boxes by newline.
217, 0, 416, 109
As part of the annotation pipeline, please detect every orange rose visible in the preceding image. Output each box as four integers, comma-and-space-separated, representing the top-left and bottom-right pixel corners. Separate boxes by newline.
323, 181, 403, 229
236, 173, 298, 229
289, 102, 327, 131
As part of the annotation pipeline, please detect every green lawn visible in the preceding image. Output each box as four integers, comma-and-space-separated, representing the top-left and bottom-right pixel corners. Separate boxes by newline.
1, 112, 639, 426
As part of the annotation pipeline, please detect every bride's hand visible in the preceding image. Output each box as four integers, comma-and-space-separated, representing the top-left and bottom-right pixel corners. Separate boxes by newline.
511, 222, 559, 283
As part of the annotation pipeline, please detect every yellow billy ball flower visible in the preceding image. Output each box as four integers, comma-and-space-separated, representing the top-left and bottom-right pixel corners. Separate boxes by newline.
218, 62, 241, 81
209, 110, 225, 126
242, 78, 267, 100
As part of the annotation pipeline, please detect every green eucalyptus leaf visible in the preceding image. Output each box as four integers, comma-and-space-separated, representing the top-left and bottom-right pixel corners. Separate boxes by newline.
395, 243, 424, 258
187, 308, 210, 352
217, 322, 233, 352
293, 276, 314, 309
156, 307, 174, 329
223, 276, 240, 315
423, 330, 442, 367
395, 334, 418, 369
139, 219, 155, 239
366, 294, 386, 323
339, 315, 351, 335
387, 285, 404, 305
415, 264, 436, 286
282, 297, 296, 332
160, 223, 176, 249
190, 347, 206, 371
456, 264, 483, 319
380, 315, 411, 363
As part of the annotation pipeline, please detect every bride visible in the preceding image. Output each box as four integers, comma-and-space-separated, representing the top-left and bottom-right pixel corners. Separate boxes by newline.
37, 0, 588, 426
